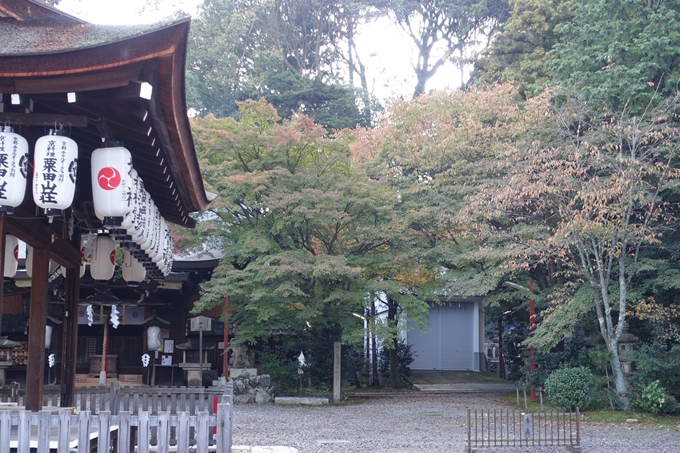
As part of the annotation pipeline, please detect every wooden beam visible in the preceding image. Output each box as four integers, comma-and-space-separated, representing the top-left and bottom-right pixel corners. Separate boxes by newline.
0, 112, 88, 127
5, 214, 80, 268
11, 64, 142, 95
25, 245, 49, 412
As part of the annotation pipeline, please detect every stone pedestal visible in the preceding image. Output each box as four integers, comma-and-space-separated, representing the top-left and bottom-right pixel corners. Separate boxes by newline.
179, 362, 211, 387
0, 361, 12, 387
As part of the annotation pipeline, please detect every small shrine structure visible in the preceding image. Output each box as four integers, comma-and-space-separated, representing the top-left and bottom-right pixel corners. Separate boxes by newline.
0, 0, 211, 410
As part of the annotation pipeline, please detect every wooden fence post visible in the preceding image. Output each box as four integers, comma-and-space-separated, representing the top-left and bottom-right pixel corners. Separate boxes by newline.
217, 402, 231, 453
0, 410, 10, 452
177, 411, 190, 452
118, 411, 132, 453
38, 410, 50, 453
197, 412, 209, 453
110, 380, 121, 415
138, 411, 150, 453
57, 410, 70, 452
98, 411, 112, 453
17, 410, 30, 453
157, 412, 170, 453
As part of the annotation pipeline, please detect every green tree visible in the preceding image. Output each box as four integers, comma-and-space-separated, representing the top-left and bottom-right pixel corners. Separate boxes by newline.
472, 0, 574, 98
186, 0, 378, 128
549, 0, 680, 109
190, 100, 425, 364
465, 92, 680, 407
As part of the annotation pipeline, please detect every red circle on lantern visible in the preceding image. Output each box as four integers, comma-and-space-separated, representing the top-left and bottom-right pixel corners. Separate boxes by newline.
13, 245, 18, 261
97, 167, 121, 190
110, 250, 116, 265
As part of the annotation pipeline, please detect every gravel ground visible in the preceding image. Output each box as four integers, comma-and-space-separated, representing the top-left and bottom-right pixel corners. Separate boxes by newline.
232, 393, 680, 453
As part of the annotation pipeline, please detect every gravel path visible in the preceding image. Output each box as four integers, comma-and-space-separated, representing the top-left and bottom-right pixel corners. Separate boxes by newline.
232, 393, 680, 453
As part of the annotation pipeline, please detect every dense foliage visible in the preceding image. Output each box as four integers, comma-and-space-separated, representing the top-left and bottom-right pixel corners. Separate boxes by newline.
173, 0, 680, 400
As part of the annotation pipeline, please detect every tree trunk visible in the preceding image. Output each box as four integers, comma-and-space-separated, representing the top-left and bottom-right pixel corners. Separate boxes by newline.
386, 298, 400, 389
389, 338, 399, 389
498, 315, 504, 379
607, 338, 630, 410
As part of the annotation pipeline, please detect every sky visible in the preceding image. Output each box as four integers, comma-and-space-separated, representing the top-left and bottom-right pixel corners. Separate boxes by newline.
55, 0, 463, 101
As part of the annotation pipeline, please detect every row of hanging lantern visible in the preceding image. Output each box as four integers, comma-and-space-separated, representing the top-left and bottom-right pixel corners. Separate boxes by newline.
91, 142, 173, 282
0, 126, 173, 283
0, 125, 78, 219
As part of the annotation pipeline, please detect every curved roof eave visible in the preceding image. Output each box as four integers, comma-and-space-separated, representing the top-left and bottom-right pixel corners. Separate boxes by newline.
0, 17, 212, 223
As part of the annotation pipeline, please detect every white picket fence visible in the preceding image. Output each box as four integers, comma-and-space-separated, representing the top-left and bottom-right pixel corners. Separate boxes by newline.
0, 402, 233, 453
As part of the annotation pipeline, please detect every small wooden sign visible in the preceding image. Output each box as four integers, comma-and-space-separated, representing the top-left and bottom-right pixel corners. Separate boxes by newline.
190, 316, 212, 332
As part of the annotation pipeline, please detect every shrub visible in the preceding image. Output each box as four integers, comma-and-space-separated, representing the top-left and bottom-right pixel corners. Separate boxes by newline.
632, 343, 680, 399
256, 349, 298, 392
632, 380, 677, 415
544, 367, 593, 410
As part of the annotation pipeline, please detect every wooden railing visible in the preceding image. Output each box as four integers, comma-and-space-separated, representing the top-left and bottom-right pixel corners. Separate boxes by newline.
0, 383, 234, 451
1, 383, 229, 416
0, 403, 232, 453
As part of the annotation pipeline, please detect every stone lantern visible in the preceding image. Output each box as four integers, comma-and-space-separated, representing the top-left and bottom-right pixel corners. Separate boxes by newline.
618, 322, 639, 381
0, 336, 20, 387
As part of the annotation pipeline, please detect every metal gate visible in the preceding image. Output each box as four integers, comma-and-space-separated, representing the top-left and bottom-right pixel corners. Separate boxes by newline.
466, 408, 582, 452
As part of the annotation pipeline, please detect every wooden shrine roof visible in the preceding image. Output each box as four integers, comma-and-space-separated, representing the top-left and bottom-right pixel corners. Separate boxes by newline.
0, 2, 211, 228
0, 0, 83, 24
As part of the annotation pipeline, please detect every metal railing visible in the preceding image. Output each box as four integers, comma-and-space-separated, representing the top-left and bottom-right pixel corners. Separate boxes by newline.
466, 408, 582, 453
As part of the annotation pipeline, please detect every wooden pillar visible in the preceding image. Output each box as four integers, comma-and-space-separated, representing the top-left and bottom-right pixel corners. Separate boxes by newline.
25, 245, 50, 412
0, 214, 5, 337
333, 341, 341, 403
60, 229, 80, 406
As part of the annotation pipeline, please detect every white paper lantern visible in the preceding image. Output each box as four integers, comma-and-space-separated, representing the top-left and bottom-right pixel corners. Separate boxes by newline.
25, 243, 32, 277
119, 170, 142, 245
45, 325, 53, 349
122, 249, 146, 285
139, 196, 156, 253
33, 129, 78, 218
90, 235, 116, 281
91, 143, 133, 226
147, 326, 162, 351
0, 126, 29, 213
148, 209, 163, 264
4, 234, 18, 278
129, 186, 150, 252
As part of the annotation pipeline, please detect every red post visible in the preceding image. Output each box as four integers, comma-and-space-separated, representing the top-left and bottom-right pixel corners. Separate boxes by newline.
529, 280, 537, 401
213, 395, 218, 434
223, 295, 229, 379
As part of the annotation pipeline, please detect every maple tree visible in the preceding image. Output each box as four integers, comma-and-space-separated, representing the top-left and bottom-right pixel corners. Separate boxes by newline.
465, 92, 680, 406
188, 100, 436, 382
